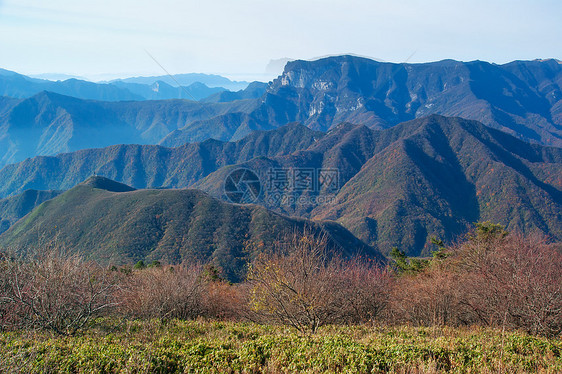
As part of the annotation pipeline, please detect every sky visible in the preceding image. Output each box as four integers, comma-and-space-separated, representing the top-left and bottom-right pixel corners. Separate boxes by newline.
0, 0, 560, 82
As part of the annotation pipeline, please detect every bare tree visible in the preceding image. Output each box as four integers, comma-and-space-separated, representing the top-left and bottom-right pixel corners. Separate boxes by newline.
336, 258, 392, 324
457, 232, 562, 336
0, 249, 119, 335
118, 263, 204, 321
387, 265, 464, 326
387, 223, 562, 336
247, 230, 390, 333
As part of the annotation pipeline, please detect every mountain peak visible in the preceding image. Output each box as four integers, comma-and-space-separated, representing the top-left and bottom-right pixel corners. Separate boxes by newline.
391, 115, 494, 145
79, 176, 136, 192
30, 90, 80, 103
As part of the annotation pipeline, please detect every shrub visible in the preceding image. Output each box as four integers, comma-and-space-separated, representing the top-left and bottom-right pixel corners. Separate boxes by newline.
456, 231, 562, 336
117, 264, 204, 320
387, 264, 465, 326
0, 249, 118, 335
202, 279, 247, 320
247, 230, 391, 333
334, 257, 393, 324
388, 223, 562, 336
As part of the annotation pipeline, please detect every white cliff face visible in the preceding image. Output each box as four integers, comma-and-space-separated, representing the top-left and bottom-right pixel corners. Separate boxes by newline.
336, 97, 364, 113
278, 62, 447, 120
312, 81, 334, 91
274, 62, 338, 93
280, 74, 290, 86
280, 70, 307, 88
308, 100, 325, 116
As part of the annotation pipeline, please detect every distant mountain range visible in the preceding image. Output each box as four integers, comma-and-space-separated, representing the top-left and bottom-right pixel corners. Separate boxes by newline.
1, 56, 561, 171
111, 73, 249, 92
0, 68, 256, 102
202, 56, 562, 147
111, 80, 226, 101
0, 91, 260, 168
0, 68, 141, 101
1, 117, 560, 256
202, 82, 268, 103
0, 122, 321, 197
0, 176, 380, 281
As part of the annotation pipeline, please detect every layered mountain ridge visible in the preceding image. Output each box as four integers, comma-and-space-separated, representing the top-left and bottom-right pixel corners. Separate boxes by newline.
0, 91, 259, 167
144, 56, 562, 149
0, 122, 321, 197
194, 115, 562, 255
0, 68, 253, 101
1, 56, 562, 169
1, 116, 560, 256
0, 176, 380, 281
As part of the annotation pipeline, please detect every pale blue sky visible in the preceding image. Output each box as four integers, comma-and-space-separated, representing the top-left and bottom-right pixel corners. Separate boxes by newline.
0, 0, 560, 81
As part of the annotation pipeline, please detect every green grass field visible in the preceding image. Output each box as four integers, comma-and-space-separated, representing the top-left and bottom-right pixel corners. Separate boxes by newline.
1, 319, 561, 373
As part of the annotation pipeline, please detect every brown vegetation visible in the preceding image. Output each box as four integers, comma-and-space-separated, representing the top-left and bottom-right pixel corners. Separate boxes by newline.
388, 223, 562, 337
247, 231, 391, 333
116, 263, 243, 321
0, 250, 118, 335
1, 223, 561, 338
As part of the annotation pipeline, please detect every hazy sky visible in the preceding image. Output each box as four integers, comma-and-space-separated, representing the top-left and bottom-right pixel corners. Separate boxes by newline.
0, 0, 560, 81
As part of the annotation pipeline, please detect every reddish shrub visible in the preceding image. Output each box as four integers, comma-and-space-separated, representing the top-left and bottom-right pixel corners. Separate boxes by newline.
117, 264, 204, 320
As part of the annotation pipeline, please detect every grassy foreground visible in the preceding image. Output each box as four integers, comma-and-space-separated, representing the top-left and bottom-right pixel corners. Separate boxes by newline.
1, 320, 561, 373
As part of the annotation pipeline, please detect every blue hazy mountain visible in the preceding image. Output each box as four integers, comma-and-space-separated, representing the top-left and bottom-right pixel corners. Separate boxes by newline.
2, 56, 562, 169
202, 82, 268, 103
0, 69, 143, 101
112, 73, 249, 91
28, 73, 88, 81
111, 80, 226, 101
173, 56, 562, 148
0, 91, 259, 168
0, 68, 245, 102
